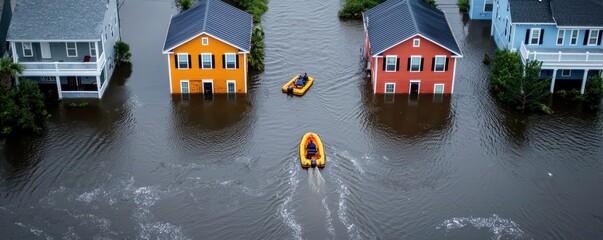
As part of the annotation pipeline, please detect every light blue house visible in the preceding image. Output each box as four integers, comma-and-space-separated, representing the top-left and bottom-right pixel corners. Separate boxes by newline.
6, 0, 121, 99
468, 0, 493, 20
489, 0, 603, 94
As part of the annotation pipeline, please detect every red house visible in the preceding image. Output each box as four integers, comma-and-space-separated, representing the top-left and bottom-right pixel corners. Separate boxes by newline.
363, 0, 462, 94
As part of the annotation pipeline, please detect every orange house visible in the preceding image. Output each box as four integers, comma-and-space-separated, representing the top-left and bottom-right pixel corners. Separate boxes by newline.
162, 0, 252, 95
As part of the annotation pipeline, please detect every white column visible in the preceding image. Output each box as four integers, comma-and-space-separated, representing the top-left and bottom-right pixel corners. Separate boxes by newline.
56, 76, 63, 100
580, 69, 589, 94
373, 56, 378, 94
10, 42, 17, 63
244, 53, 247, 93
96, 75, 101, 98
451, 58, 458, 94
550, 69, 557, 93
167, 55, 173, 94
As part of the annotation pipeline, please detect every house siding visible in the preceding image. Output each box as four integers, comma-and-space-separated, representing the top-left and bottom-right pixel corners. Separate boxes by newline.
169, 34, 246, 94
15, 42, 100, 62
372, 36, 456, 94
469, 0, 493, 20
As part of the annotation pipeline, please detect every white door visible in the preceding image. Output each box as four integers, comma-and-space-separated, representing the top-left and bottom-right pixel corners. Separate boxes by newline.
40, 42, 51, 59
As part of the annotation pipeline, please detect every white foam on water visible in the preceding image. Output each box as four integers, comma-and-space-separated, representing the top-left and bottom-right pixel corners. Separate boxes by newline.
278, 164, 302, 240
76, 188, 102, 203
336, 179, 361, 240
322, 198, 335, 237
15, 222, 52, 239
436, 214, 530, 240
133, 186, 161, 207
308, 168, 326, 195
334, 150, 364, 175
138, 222, 190, 240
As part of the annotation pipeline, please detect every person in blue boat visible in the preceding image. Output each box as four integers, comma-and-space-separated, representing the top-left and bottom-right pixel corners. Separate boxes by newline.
296, 74, 305, 88
306, 139, 318, 159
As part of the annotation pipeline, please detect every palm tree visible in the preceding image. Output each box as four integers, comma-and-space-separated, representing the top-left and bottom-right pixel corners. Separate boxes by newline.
0, 57, 24, 89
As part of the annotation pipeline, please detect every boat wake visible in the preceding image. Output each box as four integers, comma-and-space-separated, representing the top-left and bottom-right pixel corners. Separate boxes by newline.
308, 168, 325, 195
436, 214, 531, 240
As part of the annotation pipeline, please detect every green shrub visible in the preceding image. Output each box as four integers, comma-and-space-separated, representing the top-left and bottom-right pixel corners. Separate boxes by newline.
0, 79, 50, 137
234, 0, 268, 23
178, 0, 192, 11
249, 25, 265, 71
457, 0, 469, 12
114, 41, 132, 66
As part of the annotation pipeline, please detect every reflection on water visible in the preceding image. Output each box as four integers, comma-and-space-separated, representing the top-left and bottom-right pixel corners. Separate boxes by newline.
170, 94, 252, 130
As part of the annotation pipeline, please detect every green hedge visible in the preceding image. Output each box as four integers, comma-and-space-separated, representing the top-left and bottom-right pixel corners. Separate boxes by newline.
0, 79, 49, 137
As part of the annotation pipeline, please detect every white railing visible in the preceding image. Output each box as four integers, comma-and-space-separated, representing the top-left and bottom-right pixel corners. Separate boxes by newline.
21, 52, 106, 72
520, 42, 603, 64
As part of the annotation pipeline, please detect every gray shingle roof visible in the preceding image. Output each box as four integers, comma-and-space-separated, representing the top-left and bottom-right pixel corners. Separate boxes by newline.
163, 0, 252, 53
509, 0, 554, 24
550, 0, 603, 27
7, 0, 107, 41
363, 0, 461, 57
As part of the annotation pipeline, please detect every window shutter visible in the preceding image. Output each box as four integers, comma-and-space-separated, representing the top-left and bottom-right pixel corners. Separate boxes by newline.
598, 31, 602, 45
431, 57, 435, 71
420, 58, 424, 71
539, 29, 544, 45
222, 54, 226, 68
407, 57, 411, 71
198, 55, 202, 68
396, 58, 400, 71
236, 55, 240, 69
524, 29, 530, 44
174, 55, 178, 69
382, 58, 386, 71
212, 55, 215, 68
584, 30, 590, 45
188, 55, 191, 68
445, 57, 449, 71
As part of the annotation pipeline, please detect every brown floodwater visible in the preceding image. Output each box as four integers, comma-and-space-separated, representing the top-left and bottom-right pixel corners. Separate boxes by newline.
1, 0, 602, 239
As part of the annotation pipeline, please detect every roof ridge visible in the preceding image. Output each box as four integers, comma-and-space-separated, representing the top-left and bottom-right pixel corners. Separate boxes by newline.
202, 0, 210, 32
406, 0, 419, 34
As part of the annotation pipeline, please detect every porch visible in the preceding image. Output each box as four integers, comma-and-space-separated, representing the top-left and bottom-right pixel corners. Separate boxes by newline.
519, 43, 603, 69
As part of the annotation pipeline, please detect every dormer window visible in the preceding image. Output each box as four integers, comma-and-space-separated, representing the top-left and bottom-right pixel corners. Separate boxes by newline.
413, 39, 420, 47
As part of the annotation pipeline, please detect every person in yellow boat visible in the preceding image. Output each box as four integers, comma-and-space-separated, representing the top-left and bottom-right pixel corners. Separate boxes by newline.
306, 140, 318, 159
295, 74, 305, 88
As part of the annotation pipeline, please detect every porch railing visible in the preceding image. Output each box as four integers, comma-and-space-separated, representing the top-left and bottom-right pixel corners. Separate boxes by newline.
520, 42, 603, 64
21, 52, 106, 72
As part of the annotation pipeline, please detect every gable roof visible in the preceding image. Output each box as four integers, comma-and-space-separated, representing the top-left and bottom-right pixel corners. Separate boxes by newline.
549, 0, 603, 27
363, 0, 462, 57
163, 0, 252, 53
509, 0, 554, 24
7, 0, 108, 41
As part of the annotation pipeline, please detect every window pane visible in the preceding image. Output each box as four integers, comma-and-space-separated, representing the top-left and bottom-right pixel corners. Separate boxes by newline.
386, 57, 396, 71
435, 84, 444, 94
411, 57, 420, 71
435, 57, 445, 71
557, 30, 564, 44
385, 84, 394, 93
226, 54, 236, 68
228, 82, 235, 92
202, 54, 211, 68
589, 30, 599, 45
181, 82, 189, 93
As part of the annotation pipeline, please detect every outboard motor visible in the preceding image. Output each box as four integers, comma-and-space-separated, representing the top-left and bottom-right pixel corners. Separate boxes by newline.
287, 86, 294, 94
311, 159, 316, 168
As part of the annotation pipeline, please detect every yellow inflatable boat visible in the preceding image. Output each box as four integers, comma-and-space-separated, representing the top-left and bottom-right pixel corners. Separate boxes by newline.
282, 75, 314, 96
299, 132, 325, 168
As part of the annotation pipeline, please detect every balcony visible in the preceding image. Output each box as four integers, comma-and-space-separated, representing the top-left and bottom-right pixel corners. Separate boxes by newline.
20, 52, 105, 75
519, 43, 603, 69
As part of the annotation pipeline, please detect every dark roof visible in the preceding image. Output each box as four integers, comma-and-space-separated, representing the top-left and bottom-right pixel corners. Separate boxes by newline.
509, 0, 554, 24
550, 0, 603, 27
7, 0, 107, 40
363, 0, 461, 57
163, 0, 252, 53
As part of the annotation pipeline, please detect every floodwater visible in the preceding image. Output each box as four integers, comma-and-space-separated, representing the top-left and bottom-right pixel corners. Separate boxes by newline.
1, 0, 603, 239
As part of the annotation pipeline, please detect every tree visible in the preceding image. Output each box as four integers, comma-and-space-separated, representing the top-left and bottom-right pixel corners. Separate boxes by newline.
423, 0, 437, 8
0, 57, 24, 88
249, 25, 265, 71
457, 0, 469, 12
584, 76, 603, 107
490, 49, 550, 113
114, 40, 132, 67
0, 79, 49, 137
178, 0, 192, 11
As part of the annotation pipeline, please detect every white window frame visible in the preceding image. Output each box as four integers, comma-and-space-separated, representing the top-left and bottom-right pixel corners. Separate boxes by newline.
413, 39, 420, 47
202, 80, 214, 95
570, 30, 579, 45
556, 29, 565, 45
385, 55, 397, 72
529, 28, 541, 45
410, 56, 421, 72
22, 42, 33, 57
226, 80, 236, 93
201, 53, 212, 69
66, 42, 78, 57
40, 76, 55, 82
484, 0, 493, 12
225, 53, 237, 69
434, 84, 445, 94
434, 55, 446, 72
384, 83, 395, 94
561, 70, 571, 77
180, 80, 190, 93
89, 42, 97, 57
409, 80, 421, 94
588, 29, 600, 46
202, 37, 209, 46
177, 53, 189, 69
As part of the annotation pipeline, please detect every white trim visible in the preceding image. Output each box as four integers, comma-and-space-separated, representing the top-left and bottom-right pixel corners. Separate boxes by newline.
372, 33, 462, 58
66, 42, 78, 57
510, 23, 516, 49
451, 59, 457, 94
556, 29, 565, 46
384, 82, 395, 94
587, 29, 600, 46
514, 22, 556, 25
434, 55, 446, 72
561, 69, 571, 77
225, 53, 237, 69
384, 55, 397, 72
570, 29, 579, 46
413, 39, 420, 47
201, 53, 212, 69
180, 80, 190, 93
177, 53, 189, 69
168, 55, 173, 93
409, 80, 421, 94
558, 26, 603, 29
433, 84, 445, 94
202, 37, 209, 45
244, 53, 247, 93
409, 55, 421, 72
483, 0, 493, 12
373, 56, 378, 94
202, 79, 214, 95
22, 42, 33, 57
11, 42, 18, 62
89, 42, 97, 57
96, 75, 101, 93
163, 32, 250, 54
55, 76, 62, 100
529, 28, 541, 45
226, 80, 236, 93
